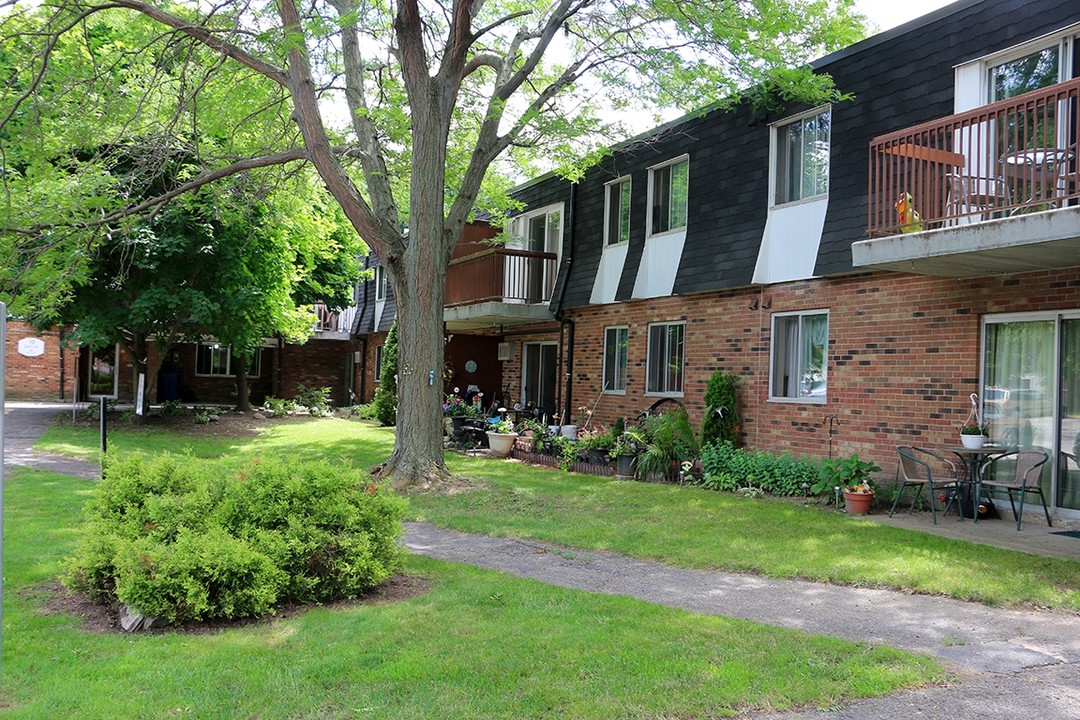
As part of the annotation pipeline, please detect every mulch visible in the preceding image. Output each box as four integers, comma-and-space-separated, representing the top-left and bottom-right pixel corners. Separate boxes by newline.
32, 573, 433, 635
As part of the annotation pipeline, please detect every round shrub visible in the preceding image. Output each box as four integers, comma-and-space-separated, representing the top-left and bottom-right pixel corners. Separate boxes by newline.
64, 453, 406, 623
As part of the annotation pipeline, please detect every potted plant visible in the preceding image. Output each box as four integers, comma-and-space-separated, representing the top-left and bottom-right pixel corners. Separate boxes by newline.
577, 426, 614, 465
609, 432, 640, 477
817, 453, 882, 514
485, 417, 518, 457
631, 409, 698, 482
959, 422, 989, 449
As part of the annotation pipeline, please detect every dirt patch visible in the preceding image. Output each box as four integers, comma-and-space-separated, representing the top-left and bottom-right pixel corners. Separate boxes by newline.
32, 574, 432, 635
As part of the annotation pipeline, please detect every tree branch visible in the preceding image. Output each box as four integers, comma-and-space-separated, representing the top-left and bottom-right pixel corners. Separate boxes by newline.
4, 149, 309, 235
106, 0, 289, 87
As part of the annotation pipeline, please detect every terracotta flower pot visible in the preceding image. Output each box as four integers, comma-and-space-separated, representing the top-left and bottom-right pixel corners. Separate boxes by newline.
843, 489, 875, 515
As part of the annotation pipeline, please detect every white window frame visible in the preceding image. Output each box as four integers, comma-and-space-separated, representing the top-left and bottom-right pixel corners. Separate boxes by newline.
602, 325, 629, 394
647, 156, 689, 238
645, 321, 685, 397
769, 310, 829, 403
770, 106, 831, 208
604, 176, 632, 247
195, 343, 262, 378
374, 265, 387, 302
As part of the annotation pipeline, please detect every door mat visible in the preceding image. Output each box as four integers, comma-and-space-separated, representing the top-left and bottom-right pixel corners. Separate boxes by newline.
1049, 530, 1080, 539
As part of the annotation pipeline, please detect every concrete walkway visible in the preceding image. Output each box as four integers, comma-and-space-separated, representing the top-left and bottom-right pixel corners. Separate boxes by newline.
5, 403, 1080, 718
2, 401, 100, 479
404, 522, 1080, 719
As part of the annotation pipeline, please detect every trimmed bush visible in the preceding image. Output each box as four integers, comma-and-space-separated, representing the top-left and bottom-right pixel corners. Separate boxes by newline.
700, 371, 741, 448
372, 318, 398, 426
65, 454, 406, 623
699, 441, 820, 496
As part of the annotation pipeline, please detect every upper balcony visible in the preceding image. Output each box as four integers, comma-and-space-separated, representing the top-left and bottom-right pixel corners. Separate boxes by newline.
854, 78, 1080, 277
443, 247, 558, 330
311, 302, 357, 339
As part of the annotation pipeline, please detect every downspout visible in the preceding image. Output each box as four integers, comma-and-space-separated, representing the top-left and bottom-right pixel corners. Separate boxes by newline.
553, 182, 577, 426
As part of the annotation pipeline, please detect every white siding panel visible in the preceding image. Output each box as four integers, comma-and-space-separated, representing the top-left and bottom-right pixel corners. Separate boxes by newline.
753, 199, 828, 284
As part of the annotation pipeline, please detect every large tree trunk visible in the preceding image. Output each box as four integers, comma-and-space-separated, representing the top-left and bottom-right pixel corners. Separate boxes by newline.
234, 351, 251, 412
375, 116, 454, 489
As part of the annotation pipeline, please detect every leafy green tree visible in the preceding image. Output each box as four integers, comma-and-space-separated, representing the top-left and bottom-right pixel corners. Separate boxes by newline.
701, 371, 742, 448
31, 175, 361, 414
1, 0, 866, 486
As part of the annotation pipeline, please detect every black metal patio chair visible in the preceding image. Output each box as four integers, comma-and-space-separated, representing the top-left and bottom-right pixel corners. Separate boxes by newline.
892, 446, 964, 524
975, 450, 1050, 530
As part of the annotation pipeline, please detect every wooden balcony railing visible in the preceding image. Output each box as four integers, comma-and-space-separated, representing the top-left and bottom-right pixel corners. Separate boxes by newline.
445, 248, 558, 307
869, 77, 1080, 237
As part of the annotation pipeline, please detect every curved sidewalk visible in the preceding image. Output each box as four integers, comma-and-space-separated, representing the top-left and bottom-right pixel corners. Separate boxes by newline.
404, 521, 1080, 720
3, 402, 100, 480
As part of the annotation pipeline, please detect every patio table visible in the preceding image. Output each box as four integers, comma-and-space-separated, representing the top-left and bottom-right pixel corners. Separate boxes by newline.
941, 444, 1011, 518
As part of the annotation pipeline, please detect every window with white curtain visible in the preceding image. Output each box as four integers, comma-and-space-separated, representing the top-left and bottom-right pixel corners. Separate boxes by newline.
770, 311, 828, 401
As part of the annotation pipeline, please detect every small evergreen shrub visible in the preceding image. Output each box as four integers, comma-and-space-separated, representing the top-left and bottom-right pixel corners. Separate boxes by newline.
296, 384, 333, 417
372, 319, 398, 426
64, 454, 406, 623
700, 371, 742, 447
699, 441, 820, 496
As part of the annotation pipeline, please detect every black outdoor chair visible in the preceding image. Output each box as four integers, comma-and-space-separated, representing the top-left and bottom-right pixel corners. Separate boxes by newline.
892, 446, 964, 524
975, 450, 1050, 530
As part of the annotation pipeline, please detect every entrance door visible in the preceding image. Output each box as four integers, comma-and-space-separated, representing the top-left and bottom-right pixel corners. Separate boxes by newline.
88, 345, 119, 398
522, 342, 557, 422
1058, 319, 1080, 510
984, 316, 1080, 517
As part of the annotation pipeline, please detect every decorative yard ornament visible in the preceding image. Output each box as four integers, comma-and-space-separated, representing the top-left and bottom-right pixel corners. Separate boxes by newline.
894, 192, 923, 232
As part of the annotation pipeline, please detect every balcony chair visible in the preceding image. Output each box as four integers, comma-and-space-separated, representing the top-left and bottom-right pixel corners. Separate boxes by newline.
944, 172, 1010, 224
974, 450, 1050, 530
892, 446, 963, 524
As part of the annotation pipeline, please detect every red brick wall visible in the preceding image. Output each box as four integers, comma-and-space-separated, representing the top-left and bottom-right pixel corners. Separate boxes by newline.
276, 338, 362, 407
562, 267, 1080, 477
3, 322, 72, 400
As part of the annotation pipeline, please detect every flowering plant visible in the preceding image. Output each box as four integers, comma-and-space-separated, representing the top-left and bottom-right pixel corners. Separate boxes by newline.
488, 417, 516, 434
443, 393, 478, 417
813, 453, 882, 495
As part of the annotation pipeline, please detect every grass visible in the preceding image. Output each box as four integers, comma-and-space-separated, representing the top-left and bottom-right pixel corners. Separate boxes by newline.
0, 467, 943, 718
38, 415, 1080, 610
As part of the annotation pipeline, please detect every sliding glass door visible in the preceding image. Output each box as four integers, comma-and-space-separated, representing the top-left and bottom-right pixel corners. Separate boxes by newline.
983, 313, 1080, 515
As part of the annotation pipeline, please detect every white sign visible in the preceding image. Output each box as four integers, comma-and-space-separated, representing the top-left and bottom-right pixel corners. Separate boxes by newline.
17, 338, 45, 357
136, 373, 145, 416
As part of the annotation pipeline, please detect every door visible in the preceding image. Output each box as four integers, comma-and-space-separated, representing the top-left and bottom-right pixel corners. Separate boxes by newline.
522, 342, 557, 422
1058, 319, 1080, 510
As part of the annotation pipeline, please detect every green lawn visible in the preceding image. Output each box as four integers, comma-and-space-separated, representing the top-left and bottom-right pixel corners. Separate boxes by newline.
0, 467, 943, 718
38, 415, 1080, 610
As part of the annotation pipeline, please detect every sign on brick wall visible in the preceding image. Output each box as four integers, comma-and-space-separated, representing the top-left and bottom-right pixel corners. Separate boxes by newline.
17, 337, 45, 357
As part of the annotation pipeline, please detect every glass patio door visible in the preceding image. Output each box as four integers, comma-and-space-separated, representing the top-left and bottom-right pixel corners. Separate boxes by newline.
1058, 319, 1080, 510
522, 342, 557, 421
983, 314, 1080, 516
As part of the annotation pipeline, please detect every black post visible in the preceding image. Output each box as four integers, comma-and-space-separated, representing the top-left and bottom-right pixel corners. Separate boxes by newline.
99, 396, 107, 475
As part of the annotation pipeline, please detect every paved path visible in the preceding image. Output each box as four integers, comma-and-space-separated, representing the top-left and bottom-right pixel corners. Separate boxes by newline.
3, 402, 100, 479
402, 523, 1080, 719
5, 403, 1080, 718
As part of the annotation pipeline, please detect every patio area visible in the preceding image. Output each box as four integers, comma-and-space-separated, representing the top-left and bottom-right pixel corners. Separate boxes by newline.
867, 504, 1080, 560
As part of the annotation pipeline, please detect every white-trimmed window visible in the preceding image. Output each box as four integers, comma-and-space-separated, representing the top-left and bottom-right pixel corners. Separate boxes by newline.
773, 107, 830, 206
196, 344, 261, 378
646, 321, 685, 395
374, 344, 384, 382
605, 177, 631, 246
603, 326, 628, 394
374, 265, 387, 301
648, 157, 688, 236
770, 311, 829, 402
